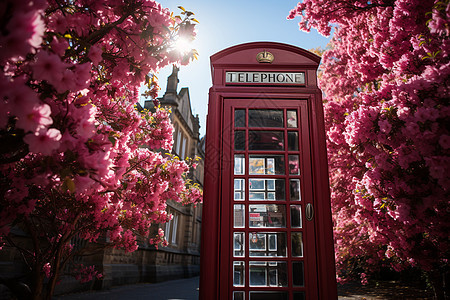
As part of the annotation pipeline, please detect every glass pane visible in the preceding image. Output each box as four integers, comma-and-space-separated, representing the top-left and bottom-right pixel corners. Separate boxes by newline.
290, 179, 301, 201
292, 262, 304, 287
249, 232, 287, 257
288, 155, 300, 175
235, 131, 245, 151
249, 155, 285, 175
234, 154, 245, 175
249, 232, 266, 250
287, 110, 298, 128
235, 109, 245, 127
250, 292, 288, 300
249, 131, 284, 151
293, 292, 305, 300
249, 261, 287, 287
234, 232, 244, 257
233, 261, 245, 286
234, 179, 245, 201
291, 232, 303, 257
291, 205, 302, 228
248, 109, 283, 127
287, 131, 298, 151
234, 204, 245, 228
249, 179, 285, 201
234, 291, 245, 300
249, 205, 286, 228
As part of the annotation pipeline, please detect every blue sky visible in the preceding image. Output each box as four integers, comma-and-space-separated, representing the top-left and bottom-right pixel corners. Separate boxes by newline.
141, 0, 331, 136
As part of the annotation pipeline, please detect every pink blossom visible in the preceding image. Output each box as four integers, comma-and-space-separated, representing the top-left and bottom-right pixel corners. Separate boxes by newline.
88, 45, 103, 65
439, 134, 450, 149
31, 50, 69, 86
378, 119, 392, 134
51, 36, 69, 56
43, 263, 52, 278
0, 7, 45, 62
15, 103, 53, 133
0, 100, 10, 128
23, 128, 62, 155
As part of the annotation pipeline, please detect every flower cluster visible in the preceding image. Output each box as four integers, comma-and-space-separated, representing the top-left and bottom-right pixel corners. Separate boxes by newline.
74, 264, 103, 283
0, 0, 201, 295
290, 0, 449, 285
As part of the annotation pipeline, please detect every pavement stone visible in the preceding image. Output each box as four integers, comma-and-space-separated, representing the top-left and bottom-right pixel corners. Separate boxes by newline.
54, 276, 432, 300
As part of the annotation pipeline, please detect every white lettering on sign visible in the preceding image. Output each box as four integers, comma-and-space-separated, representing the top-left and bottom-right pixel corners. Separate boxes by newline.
226, 71, 305, 85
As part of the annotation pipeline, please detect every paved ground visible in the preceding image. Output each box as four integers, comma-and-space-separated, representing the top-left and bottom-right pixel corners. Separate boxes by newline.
54, 277, 200, 300
54, 276, 434, 300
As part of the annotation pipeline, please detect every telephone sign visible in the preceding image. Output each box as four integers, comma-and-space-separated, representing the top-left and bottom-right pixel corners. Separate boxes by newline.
200, 42, 337, 300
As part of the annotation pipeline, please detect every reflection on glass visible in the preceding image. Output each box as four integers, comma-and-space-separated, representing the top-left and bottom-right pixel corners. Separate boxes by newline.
293, 292, 305, 300
291, 232, 303, 257
249, 131, 284, 151
287, 110, 298, 128
235, 109, 245, 127
250, 292, 288, 300
234, 204, 245, 228
249, 232, 287, 257
235, 131, 245, 151
288, 155, 300, 175
249, 155, 284, 175
249, 205, 286, 228
290, 179, 301, 201
248, 109, 283, 128
234, 179, 245, 201
234, 232, 244, 257
233, 291, 244, 300
287, 131, 299, 151
249, 232, 266, 250
291, 205, 302, 228
293, 262, 305, 287
268, 234, 277, 251
249, 179, 285, 201
249, 261, 287, 287
234, 154, 245, 175
233, 261, 245, 286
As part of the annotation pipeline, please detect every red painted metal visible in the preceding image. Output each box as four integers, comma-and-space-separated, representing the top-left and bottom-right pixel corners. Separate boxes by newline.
200, 42, 337, 300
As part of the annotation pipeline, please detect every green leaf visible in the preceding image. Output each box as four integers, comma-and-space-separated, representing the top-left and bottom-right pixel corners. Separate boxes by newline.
65, 177, 76, 193
108, 136, 116, 146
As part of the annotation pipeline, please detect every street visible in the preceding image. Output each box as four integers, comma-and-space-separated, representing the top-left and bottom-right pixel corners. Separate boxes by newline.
54, 277, 200, 300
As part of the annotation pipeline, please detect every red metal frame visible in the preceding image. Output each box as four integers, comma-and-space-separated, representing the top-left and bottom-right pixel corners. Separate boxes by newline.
200, 42, 337, 300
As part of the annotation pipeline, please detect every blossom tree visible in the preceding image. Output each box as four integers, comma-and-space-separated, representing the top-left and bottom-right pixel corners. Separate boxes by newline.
289, 0, 449, 297
0, 0, 201, 299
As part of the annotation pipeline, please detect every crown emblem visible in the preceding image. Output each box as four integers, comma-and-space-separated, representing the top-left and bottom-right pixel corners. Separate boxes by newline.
256, 51, 274, 63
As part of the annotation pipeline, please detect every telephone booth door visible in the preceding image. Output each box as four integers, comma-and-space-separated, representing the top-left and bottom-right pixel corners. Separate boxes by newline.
220, 99, 317, 300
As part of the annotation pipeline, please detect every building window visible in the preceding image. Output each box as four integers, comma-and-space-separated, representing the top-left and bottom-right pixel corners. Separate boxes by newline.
173, 123, 178, 151
165, 213, 179, 246
171, 214, 178, 244
176, 131, 182, 156
181, 136, 187, 159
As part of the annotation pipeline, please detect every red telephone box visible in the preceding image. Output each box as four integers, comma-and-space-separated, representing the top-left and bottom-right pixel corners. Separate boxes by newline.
200, 42, 337, 300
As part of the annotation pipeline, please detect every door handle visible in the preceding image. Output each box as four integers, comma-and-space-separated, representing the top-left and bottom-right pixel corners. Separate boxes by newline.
306, 203, 314, 221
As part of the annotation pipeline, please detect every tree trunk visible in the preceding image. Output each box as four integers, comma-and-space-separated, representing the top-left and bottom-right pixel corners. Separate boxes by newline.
31, 266, 45, 300
428, 269, 448, 300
